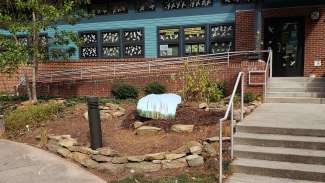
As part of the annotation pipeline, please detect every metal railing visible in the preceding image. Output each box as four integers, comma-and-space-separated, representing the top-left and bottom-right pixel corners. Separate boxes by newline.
37, 50, 271, 84
218, 72, 244, 183
248, 49, 273, 99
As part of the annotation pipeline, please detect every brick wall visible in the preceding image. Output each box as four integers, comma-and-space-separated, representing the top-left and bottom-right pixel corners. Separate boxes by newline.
36, 60, 265, 97
235, 6, 325, 77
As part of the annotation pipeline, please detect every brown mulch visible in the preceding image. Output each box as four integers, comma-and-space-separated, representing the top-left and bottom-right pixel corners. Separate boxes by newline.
122, 102, 225, 131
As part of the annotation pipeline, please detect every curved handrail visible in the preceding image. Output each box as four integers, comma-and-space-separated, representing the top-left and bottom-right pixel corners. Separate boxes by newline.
219, 72, 244, 183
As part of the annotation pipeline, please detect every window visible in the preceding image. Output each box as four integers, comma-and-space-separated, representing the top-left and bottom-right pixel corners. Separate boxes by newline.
136, 0, 156, 12
80, 32, 99, 58
209, 24, 234, 53
80, 28, 144, 59
158, 28, 180, 57
101, 31, 120, 58
184, 26, 207, 56
110, 1, 128, 15
88, 0, 109, 15
123, 29, 144, 57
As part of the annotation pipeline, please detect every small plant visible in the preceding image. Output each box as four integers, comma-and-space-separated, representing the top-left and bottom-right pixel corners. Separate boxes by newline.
4, 102, 64, 135
144, 82, 166, 95
244, 92, 256, 103
206, 82, 226, 102
111, 83, 139, 100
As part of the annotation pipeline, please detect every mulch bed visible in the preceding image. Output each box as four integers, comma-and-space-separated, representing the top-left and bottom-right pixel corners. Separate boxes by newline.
122, 103, 225, 131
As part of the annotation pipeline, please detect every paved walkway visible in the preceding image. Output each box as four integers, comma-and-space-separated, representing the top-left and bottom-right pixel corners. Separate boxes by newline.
0, 139, 105, 183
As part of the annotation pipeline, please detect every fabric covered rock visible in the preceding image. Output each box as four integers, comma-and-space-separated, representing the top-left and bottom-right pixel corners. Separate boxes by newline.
137, 93, 181, 120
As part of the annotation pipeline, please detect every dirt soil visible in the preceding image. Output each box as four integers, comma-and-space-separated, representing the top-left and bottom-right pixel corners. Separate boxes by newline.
122, 102, 225, 131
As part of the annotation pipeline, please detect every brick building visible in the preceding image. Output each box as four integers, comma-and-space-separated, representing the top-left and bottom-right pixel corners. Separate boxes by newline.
0, 0, 324, 96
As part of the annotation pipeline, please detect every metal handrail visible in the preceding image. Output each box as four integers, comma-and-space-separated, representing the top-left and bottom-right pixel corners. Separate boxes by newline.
219, 72, 244, 183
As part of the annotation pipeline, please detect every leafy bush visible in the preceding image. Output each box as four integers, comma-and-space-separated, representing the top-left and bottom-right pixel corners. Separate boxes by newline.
111, 83, 139, 100
144, 82, 166, 95
244, 92, 256, 103
206, 82, 225, 102
4, 102, 64, 135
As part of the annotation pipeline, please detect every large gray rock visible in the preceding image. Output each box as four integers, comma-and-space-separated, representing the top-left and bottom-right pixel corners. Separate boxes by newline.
96, 163, 125, 174
127, 155, 145, 162
97, 147, 118, 157
136, 126, 161, 135
56, 147, 73, 159
189, 145, 202, 155
58, 138, 78, 148
171, 124, 194, 133
186, 154, 204, 167
203, 143, 217, 157
72, 152, 98, 169
126, 162, 161, 173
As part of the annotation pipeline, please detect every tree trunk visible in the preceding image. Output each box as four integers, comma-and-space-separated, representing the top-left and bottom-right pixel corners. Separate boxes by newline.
31, 11, 38, 102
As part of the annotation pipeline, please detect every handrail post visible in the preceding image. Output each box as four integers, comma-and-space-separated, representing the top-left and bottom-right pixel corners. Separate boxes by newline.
231, 102, 234, 160
227, 52, 230, 65
219, 119, 223, 183
81, 69, 83, 80
241, 75, 244, 121
148, 62, 151, 74
270, 50, 273, 78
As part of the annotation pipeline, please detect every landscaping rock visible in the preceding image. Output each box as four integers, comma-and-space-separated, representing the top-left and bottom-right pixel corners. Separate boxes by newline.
186, 154, 204, 167
133, 121, 144, 129
96, 163, 125, 174
171, 124, 194, 133
136, 126, 161, 135
152, 160, 162, 164
83, 112, 88, 121
105, 103, 119, 110
199, 102, 208, 109
112, 111, 125, 118
97, 147, 118, 157
100, 110, 113, 121
91, 155, 112, 162
56, 147, 73, 159
234, 110, 241, 121
46, 143, 61, 153
127, 155, 145, 162
189, 146, 202, 155
162, 158, 188, 169
72, 152, 98, 168
205, 136, 231, 143
171, 145, 188, 154
58, 138, 77, 148
145, 152, 165, 161
165, 153, 186, 160
126, 162, 161, 173
67, 146, 98, 155
112, 157, 128, 164
203, 143, 217, 157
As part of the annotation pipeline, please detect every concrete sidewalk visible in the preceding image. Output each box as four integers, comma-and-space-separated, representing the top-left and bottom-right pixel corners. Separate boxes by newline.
0, 139, 106, 183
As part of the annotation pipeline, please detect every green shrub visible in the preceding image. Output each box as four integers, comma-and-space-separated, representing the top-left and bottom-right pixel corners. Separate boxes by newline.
244, 92, 256, 103
206, 82, 225, 102
111, 83, 139, 100
4, 102, 64, 135
144, 82, 166, 95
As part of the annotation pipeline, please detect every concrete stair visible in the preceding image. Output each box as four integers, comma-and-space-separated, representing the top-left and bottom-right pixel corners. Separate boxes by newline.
228, 103, 325, 182
266, 77, 325, 104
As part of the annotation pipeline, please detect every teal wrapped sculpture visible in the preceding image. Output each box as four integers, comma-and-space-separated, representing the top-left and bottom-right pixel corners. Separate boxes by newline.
137, 93, 182, 120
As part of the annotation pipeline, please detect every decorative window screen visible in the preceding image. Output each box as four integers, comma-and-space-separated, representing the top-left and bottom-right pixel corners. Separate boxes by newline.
209, 24, 234, 53
80, 32, 99, 58
158, 28, 180, 57
136, 0, 156, 12
123, 29, 144, 57
101, 31, 120, 58
110, 1, 128, 15
162, 0, 212, 10
222, 0, 255, 3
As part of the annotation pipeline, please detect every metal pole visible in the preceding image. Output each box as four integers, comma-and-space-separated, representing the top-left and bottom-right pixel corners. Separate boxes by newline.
87, 96, 102, 150
219, 119, 223, 183
231, 102, 234, 160
270, 50, 273, 78
241, 75, 244, 121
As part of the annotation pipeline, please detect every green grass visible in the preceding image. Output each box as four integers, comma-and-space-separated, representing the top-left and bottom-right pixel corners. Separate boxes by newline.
4, 102, 64, 135
112, 174, 216, 183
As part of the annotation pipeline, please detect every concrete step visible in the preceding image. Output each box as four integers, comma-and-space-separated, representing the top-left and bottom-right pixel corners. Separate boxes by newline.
270, 77, 325, 83
267, 87, 325, 92
266, 91, 325, 98
237, 124, 325, 137
231, 159, 325, 182
265, 97, 325, 104
234, 145, 325, 165
268, 82, 325, 88
226, 173, 323, 183
234, 132, 325, 150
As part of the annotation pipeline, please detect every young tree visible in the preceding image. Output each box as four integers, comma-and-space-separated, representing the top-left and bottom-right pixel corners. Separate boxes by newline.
0, 0, 89, 102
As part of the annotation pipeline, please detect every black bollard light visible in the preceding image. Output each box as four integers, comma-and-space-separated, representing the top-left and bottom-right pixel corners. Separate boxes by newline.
87, 96, 102, 150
